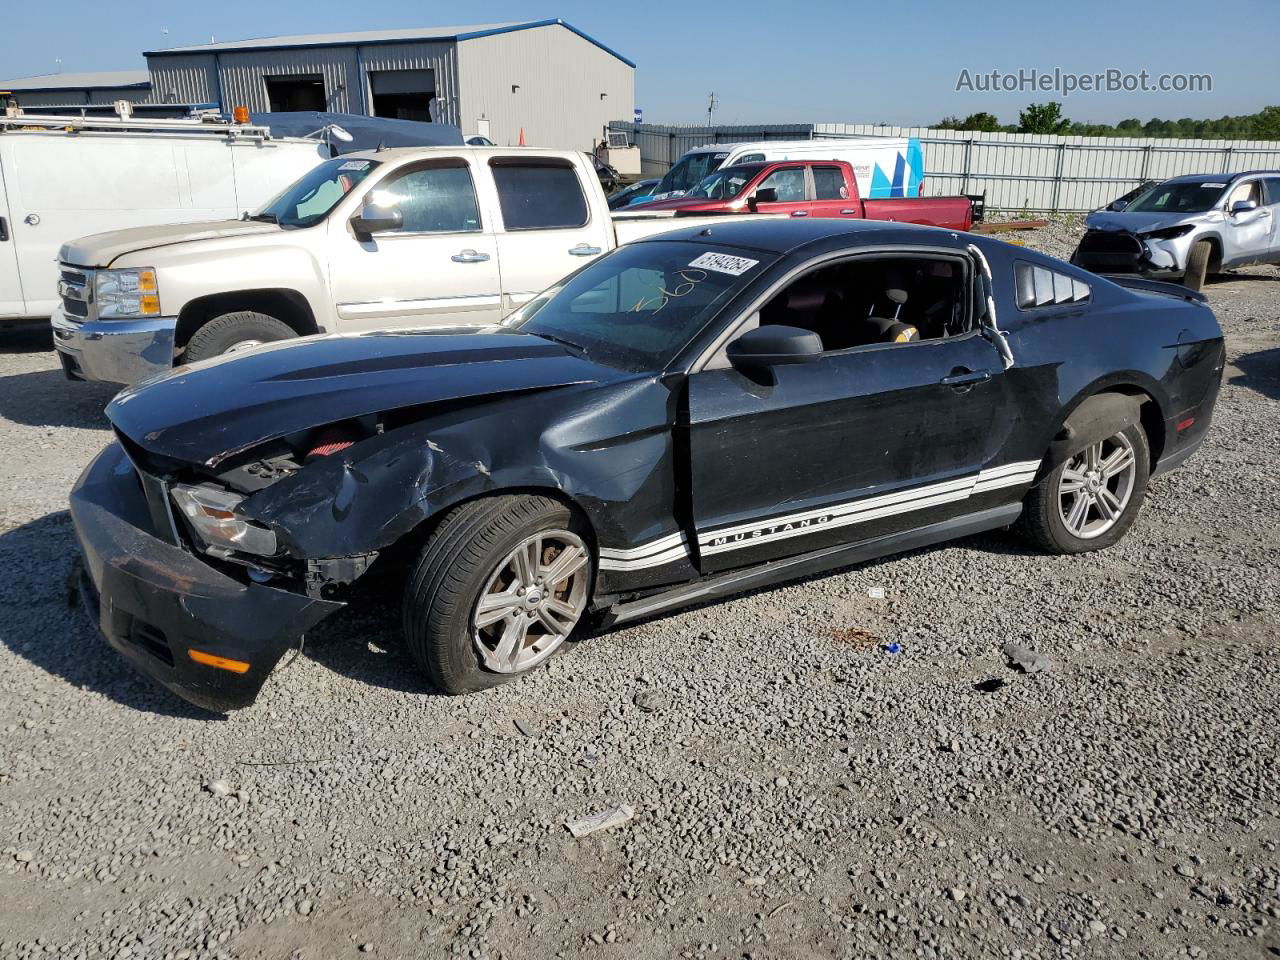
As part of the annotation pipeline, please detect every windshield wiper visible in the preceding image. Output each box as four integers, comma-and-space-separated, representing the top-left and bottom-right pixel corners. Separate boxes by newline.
536, 332, 589, 357
245, 212, 278, 223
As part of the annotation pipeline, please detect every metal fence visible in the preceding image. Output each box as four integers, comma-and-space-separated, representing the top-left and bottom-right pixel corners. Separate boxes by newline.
609, 120, 1280, 212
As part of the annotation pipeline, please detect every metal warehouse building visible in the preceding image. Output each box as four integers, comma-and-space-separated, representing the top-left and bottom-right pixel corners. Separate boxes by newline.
0, 70, 153, 108
143, 19, 635, 150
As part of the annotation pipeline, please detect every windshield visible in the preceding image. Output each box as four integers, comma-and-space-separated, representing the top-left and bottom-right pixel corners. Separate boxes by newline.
1125, 180, 1226, 215
253, 157, 381, 228
686, 165, 763, 200
656, 151, 730, 195
504, 241, 773, 372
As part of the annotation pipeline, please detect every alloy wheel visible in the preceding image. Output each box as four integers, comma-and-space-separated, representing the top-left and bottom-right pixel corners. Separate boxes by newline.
1057, 432, 1138, 540
471, 530, 590, 673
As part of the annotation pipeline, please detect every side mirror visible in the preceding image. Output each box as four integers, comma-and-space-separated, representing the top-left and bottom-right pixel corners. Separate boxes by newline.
747, 187, 778, 212
1230, 199, 1258, 215
350, 202, 402, 239
1108, 199, 1128, 211
726, 324, 823, 370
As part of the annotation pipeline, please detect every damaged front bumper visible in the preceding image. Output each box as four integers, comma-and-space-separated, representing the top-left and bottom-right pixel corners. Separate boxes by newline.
1072, 229, 1190, 278
70, 442, 344, 712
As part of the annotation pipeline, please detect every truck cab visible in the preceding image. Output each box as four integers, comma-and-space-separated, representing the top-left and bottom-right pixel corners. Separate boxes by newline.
51, 146, 735, 384
632, 160, 974, 231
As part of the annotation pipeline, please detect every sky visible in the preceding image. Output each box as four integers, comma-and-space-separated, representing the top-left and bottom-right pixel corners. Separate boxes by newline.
3, 0, 1276, 127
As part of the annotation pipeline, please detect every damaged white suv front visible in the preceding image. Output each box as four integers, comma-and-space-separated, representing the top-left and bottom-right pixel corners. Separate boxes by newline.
1072, 172, 1280, 290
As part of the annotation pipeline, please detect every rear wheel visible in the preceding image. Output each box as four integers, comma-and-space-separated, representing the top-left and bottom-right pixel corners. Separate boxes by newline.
403, 496, 594, 694
184, 311, 295, 363
1016, 423, 1150, 554
1183, 239, 1212, 291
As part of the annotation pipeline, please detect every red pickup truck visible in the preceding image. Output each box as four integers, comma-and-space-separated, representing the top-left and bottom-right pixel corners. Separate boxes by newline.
631, 159, 974, 231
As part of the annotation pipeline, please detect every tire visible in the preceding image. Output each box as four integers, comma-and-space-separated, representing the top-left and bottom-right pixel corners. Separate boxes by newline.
1016, 422, 1150, 555
1183, 239, 1212, 291
402, 495, 595, 694
184, 311, 295, 363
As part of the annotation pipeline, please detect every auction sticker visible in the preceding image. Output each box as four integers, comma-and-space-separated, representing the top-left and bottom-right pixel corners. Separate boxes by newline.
339, 160, 371, 171
689, 252, 759, 276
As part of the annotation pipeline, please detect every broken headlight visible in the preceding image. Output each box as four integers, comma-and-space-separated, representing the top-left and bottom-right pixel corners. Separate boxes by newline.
1139, 224, 1195, 241
171, 484, 278, 558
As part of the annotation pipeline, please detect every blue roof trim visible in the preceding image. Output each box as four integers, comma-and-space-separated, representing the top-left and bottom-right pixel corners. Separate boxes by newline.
145, 19, 636, 68
455, 19, 636, 68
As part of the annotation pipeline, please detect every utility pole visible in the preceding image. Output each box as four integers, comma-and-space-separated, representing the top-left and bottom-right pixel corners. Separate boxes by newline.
707, 92, 718, 127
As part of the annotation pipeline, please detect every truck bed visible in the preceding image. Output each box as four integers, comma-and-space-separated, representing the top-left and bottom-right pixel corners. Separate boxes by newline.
862, 197, 973, 232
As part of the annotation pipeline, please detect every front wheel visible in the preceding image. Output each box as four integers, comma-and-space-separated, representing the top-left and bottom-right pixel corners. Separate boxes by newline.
403, 495, 595, 694
1016, 423, 1150, 554
1183, 239, 1212, 291
184, 311, 295, 363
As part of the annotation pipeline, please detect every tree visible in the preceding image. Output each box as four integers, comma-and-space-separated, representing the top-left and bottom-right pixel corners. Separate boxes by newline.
1017, 101, 1071, 135
1253, 105, 1280, 139
960, 111, 1003, 132
932, 115, 964, 130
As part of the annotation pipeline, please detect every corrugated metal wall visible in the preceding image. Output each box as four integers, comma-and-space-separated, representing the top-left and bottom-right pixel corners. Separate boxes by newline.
145, 42, 460, 123
608, 122, 815, 177
147, 54, 219, 104
10, 87, 156, 108
814, 123, 1280, 212
458, 26, 633, 150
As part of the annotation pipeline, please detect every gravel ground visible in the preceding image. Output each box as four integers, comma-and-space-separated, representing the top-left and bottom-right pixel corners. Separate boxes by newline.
1, 227, 1278, 960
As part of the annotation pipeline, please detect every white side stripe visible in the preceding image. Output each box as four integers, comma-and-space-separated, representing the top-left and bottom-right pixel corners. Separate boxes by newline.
596, 459, 1042, 572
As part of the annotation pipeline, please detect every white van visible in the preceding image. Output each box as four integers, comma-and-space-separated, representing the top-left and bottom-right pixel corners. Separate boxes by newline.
0, 113, 328, 323
642, 137, 926, 205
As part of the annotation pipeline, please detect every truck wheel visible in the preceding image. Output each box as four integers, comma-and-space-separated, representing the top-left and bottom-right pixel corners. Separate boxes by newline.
1183, 240, 1212, 291
1015, 423, 1150, 554
184, 311, 295, 363
403, 495, 595, 694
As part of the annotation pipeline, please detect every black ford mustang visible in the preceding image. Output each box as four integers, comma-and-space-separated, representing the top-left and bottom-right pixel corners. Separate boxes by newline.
71, 220, 1225, 711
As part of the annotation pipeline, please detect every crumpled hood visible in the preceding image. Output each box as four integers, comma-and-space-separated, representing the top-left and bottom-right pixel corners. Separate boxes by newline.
1085, 210, 1209, 234
60, 220, 280, 268
107, 327, 615, 467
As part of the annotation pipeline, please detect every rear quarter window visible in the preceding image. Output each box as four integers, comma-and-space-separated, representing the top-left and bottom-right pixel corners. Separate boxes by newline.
491, 161, 588, 230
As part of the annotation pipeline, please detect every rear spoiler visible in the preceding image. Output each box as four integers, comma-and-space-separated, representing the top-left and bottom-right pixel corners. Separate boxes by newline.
1101, 274, 1208, 304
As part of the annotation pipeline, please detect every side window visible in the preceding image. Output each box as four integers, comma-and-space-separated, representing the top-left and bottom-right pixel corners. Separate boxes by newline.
812, 166, 848, 201
370, 165, 481, 233
757, 168, 807, 203
1261, 177, 1280, 206
754, 256, 971, 352
491, 161, 589, 230
1015, 262, 1090, 309
1226, 180, 1260, 208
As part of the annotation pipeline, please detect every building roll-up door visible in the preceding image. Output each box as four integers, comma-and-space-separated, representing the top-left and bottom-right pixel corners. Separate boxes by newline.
369, 69, 435, 123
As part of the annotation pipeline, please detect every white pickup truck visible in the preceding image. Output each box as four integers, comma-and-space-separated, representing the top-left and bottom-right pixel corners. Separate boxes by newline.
52, 146, 720, 384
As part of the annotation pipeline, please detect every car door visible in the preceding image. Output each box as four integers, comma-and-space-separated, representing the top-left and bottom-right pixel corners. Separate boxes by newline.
488, 156, 611, 313
1263, 177, 1280, 257
683, 254, 1013, 575
808, 164, 858, 219
0, 156, 23, 317
328, 157, 502, 330
1221, 178, 1270, 265
749, 165, 812, 219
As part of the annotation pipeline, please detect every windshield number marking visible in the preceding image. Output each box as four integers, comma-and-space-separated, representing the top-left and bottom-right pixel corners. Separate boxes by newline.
688, 252, 759, 276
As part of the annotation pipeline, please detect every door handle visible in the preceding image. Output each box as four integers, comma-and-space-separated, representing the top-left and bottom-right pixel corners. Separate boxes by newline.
790, 210, 809, 217
0, 217, 7, 242
451, 249, 490, 263
839, 208, 856, 215
569, 244, 602, 256
940, 368, 993, 388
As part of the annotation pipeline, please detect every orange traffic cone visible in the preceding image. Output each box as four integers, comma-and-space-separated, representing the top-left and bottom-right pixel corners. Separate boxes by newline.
518, 127, 525, 146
